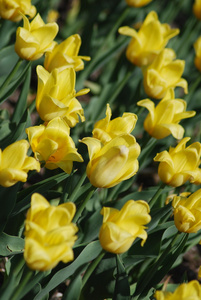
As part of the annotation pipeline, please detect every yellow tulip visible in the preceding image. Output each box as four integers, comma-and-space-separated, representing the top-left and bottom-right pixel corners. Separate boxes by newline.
0, 0, 36, 22
193, 0, 201, 20
47, 9, 59, 23
92, 104, 138, 144
81, 134, 140, 188
44, 34, 91, 72
99, 200, 151, 254
154, 280, 201, 300
154, 137, 201, 187
172, 189, 201, 233
15, 13, 59, 61
26, 117, 83, 173
35, 66, 89, 127
0, 140, 40, 187
194, 36, 201, 72
24, 193, 78, 271
125, 0, 153, 7
137, 89, 195, 139
118, 11, 179, 67
143, 48, 188, 99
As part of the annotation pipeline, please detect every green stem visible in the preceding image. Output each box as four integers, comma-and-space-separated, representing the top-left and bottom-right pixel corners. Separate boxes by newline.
10, 268, 33, 300
133, 231, 183, 299
0, 58, 22, 98
82, 249, 105, 288
73, 185, 96, 223
149, 182, 166, 209
68, 172, 87, 203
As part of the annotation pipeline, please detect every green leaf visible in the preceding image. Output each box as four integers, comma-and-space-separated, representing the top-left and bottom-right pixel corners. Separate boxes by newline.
0, 233, 24, 256
11, 172, 70, 217
63, 274, 82, 300
0, 61, 32, 104
0, 109, 31, 149
0, 184, 19, 234
113, 255, 130, 300
34, 241, 102, 300
12, 66, 31, 123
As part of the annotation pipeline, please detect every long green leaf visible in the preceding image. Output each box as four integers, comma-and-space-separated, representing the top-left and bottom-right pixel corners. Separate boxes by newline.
34, 241, 102, 300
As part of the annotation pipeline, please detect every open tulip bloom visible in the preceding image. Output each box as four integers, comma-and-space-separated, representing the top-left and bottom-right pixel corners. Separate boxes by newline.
172, 189, 201, 233
15, 13, 59, 60
0, 140, 40, 187
35, 66, 89, 127
0, 0, 36, 22
26, 117, 83, 173
81, 134, 141, 188
137, 89, 195, 139
118, 11, 179, 67
142, 48, 188, 99
154, 137, 201, 187
24, 193, 78, 271
44, 34, 91, 72
99, 200, 151, 254
92, 103, 138, 144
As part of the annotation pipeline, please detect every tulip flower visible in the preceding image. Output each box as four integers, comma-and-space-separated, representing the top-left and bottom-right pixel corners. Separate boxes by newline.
0, 0, 36, 22
0, 140, 40, 187
125, 0, 153, 7
154, 137, 201, 187
137, 89, 195, 139
143, 48, 188, 99
26, 117, 83, 173
172, 189, 201, 233
194, 36, 201, 72
35, 66, 89, 127
47, 9, 59, 23
24, 193, 78, 271
118, 11, 179, 67
92, 104, 138, 144
99, 200, 151, 254
193, 0, 201, 20
154, 280, 201, 300
44, 34, 91, 72
15, 13, 59, 61
81, 134, 140, 188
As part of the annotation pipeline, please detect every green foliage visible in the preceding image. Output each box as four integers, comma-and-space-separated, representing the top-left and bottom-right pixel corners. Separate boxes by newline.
0, 0, 201, 299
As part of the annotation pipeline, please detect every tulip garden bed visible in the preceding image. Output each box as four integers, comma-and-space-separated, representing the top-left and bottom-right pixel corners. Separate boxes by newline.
1, 0, 201, 299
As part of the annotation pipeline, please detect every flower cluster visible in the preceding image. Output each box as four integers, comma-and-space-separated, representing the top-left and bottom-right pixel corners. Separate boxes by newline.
119, 11, 187, 99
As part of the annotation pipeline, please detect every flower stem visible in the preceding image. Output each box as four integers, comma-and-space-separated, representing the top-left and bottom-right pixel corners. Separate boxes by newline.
73, 185, 96, 223
68, 172, 87, 203
82, 249, 105, 288
10, 268, 33, 300
149, 182, 166, 209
